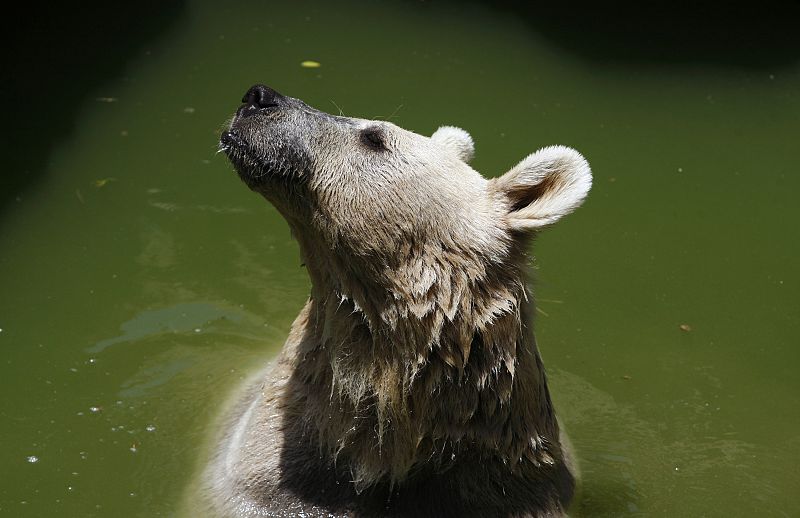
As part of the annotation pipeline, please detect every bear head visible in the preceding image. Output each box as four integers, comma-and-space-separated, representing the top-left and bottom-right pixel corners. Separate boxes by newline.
220, 85, 591, 309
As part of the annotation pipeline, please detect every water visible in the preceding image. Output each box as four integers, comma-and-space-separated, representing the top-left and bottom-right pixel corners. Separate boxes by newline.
1, 1, 798, 516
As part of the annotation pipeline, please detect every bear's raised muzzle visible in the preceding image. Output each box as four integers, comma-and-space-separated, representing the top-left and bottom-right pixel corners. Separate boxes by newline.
220, 84, 313, 191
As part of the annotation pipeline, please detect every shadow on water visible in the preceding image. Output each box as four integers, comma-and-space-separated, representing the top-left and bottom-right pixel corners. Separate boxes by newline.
574, 478, 642, 517
473, 0, 800, 69
0, 0, 186, 218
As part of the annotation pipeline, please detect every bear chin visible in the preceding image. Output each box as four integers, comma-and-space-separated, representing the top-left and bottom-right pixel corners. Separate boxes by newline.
219, 130, 277, 188
220, 129, 311, 190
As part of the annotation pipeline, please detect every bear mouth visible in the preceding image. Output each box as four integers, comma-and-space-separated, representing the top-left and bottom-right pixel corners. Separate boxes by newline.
219, 130, 252, 161
219, 130, 277, 188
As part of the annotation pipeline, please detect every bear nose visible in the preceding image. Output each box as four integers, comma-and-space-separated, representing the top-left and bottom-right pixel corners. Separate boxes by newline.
241, 84, 282, 108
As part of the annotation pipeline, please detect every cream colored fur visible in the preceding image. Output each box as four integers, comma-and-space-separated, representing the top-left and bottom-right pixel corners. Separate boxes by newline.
198, 89, 592, 517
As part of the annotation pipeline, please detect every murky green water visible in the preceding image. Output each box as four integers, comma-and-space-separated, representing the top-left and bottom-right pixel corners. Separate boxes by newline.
2, 1, 798, 516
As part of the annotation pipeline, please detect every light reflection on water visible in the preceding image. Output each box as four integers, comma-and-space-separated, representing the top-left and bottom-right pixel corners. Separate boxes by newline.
88, 301, 255, 353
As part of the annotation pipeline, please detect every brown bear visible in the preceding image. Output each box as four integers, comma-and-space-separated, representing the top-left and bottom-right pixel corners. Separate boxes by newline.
201, 84, 592, 517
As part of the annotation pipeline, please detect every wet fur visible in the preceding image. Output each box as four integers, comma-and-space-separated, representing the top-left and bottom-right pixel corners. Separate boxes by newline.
198, 86, 591, 517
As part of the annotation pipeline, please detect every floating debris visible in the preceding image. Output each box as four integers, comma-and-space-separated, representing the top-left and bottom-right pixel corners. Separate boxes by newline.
129, 443, 138, 453
94, 178, 116, 188
89, 406, 102, 414
300, 60, 321, 68
621, 375, 631, 380
183, 106, 196, 114
149, 201, 179, 212
27, 455, 39, 463
145, 424, 157, 432
679, 324, 692, 332
96, 97, 118, 103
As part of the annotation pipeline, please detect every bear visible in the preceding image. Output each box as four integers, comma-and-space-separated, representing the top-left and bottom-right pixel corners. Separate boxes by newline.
201, 84, 592, 517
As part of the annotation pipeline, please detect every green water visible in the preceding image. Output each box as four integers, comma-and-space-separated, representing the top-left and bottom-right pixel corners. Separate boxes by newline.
1, 2, 798, 516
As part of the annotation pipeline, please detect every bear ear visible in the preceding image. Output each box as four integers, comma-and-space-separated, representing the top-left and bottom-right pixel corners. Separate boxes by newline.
431, 126, 475, 163
491, 145, 591, 231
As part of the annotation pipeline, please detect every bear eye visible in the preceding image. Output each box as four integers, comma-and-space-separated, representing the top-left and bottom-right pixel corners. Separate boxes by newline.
360, 127, 387, 151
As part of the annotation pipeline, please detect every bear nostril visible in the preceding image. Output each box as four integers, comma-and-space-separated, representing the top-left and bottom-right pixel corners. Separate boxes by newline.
242, 84, 281, 109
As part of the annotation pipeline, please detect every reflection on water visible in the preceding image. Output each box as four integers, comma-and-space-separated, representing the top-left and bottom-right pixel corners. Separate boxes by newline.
0, 0, 798, 516
89, 302, 254, 353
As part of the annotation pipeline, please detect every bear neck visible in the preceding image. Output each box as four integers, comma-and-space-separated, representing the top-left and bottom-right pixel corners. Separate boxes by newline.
288, 231, 562, 491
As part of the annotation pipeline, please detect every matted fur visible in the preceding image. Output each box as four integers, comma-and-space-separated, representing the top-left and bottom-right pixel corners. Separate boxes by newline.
198, 85, 592, 517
